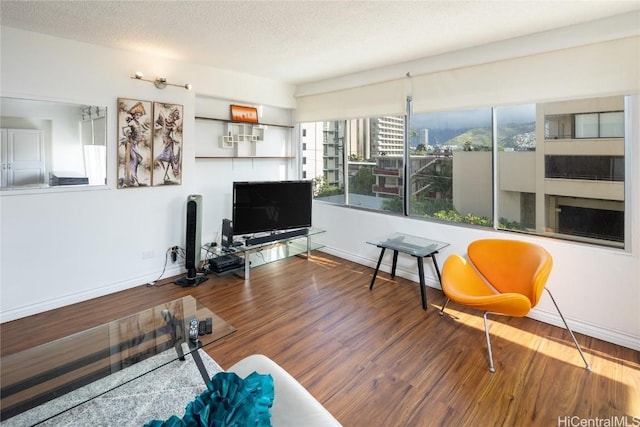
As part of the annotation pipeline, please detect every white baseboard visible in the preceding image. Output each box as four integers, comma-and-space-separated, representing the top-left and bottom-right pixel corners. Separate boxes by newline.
319, 247, 640, 351
526, 308, 640, 351
0, 266, 184, 323
321, 246, 443, 288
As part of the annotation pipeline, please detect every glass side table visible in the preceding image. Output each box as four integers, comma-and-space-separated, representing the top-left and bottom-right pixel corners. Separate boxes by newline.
367, 233, 449, 310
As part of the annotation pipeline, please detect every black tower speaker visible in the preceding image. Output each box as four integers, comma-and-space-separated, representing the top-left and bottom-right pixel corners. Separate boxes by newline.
175, 194, 208, 287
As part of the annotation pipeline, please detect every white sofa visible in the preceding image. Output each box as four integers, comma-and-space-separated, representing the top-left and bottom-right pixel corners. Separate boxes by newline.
228, 354, 342, 426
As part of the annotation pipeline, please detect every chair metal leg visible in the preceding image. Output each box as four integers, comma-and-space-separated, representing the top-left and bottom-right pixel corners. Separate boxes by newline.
545, 288, 592, 371
483, 312, 496, 373
438, 298, 450, 316
439, 300, 494, 371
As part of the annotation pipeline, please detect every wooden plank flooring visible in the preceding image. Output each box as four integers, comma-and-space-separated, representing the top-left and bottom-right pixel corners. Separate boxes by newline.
2, 253, 639, 426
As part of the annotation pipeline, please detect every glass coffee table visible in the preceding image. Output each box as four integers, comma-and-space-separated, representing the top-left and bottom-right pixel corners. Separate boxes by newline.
367, 233, 449, 310
0, 295, 235, 424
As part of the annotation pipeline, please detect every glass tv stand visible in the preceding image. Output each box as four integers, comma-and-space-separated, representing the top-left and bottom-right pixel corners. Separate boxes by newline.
204, 228, 325, 279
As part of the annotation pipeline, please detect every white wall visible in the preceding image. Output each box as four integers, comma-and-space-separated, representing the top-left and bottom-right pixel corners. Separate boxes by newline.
0, 27, 295, 321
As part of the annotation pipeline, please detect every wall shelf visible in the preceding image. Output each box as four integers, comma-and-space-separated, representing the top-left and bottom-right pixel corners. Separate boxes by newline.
195, 116, 294, 129
219, 122, 265, 156
194, 106, 294, 159
195, 156, 295, 159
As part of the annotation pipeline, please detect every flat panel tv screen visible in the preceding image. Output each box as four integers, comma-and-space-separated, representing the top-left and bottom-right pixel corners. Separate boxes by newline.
232, 180, 313, 236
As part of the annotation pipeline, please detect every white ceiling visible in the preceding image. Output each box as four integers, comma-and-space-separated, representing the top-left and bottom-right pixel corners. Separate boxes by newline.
1, 1, 639, 85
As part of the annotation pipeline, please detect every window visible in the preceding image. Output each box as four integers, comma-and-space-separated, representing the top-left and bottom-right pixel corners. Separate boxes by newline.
545, 155, 624, 181
303, 117, 404, 212
557, 205, 623, 243
301, 95, 630, 248
351, 116, 404, 212
574, 113, 599, 138
541, 97, 626, 247
496, 104, 537, 232
544, 111, 625, 140
409, 108, 493, 226
495, 98, 626, 246
545, 114, 573, 139
599, 112, 624, 137
575, 111, 624, 138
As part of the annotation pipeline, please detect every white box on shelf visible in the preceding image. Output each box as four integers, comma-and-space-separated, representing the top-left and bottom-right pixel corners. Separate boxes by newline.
219, 135, 235, 149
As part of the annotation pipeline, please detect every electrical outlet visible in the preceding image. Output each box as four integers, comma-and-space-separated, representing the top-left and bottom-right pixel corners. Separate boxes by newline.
171, 246, 178, 263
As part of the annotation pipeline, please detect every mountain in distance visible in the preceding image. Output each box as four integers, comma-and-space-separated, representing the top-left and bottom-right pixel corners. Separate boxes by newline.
411, 122, 535, 149
497, 122, 536, 150
443, 127, 492, 148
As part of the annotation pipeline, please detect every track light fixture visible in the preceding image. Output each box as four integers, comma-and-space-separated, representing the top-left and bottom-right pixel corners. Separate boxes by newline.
131, 72, 192, 90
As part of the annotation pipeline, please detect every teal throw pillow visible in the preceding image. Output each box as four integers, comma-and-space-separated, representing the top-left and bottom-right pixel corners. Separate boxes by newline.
146, 371, 274, 427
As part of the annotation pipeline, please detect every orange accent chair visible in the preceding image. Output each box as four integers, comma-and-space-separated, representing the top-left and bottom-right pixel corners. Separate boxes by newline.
439, 239, 591, 373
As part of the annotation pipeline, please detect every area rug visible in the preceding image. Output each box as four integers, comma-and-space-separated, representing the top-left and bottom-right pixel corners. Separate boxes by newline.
1, 348, 223, 427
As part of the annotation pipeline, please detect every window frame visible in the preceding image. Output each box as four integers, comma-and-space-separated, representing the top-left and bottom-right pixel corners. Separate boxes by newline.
303, 94, 635, 251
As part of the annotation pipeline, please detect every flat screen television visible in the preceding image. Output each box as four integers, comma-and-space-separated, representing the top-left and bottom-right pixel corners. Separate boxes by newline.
232, 180, 313, 236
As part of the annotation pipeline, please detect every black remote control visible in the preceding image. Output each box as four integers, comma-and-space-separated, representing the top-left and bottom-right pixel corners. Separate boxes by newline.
198, 320, 206, 336
189, 317, 199, 341
205, 317, 213, 334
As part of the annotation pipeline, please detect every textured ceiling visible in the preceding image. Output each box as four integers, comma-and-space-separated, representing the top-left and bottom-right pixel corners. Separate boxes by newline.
1, 1, 639, 85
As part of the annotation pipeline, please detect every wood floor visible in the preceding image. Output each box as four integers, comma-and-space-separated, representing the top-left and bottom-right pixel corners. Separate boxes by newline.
2, 253, 639, 426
